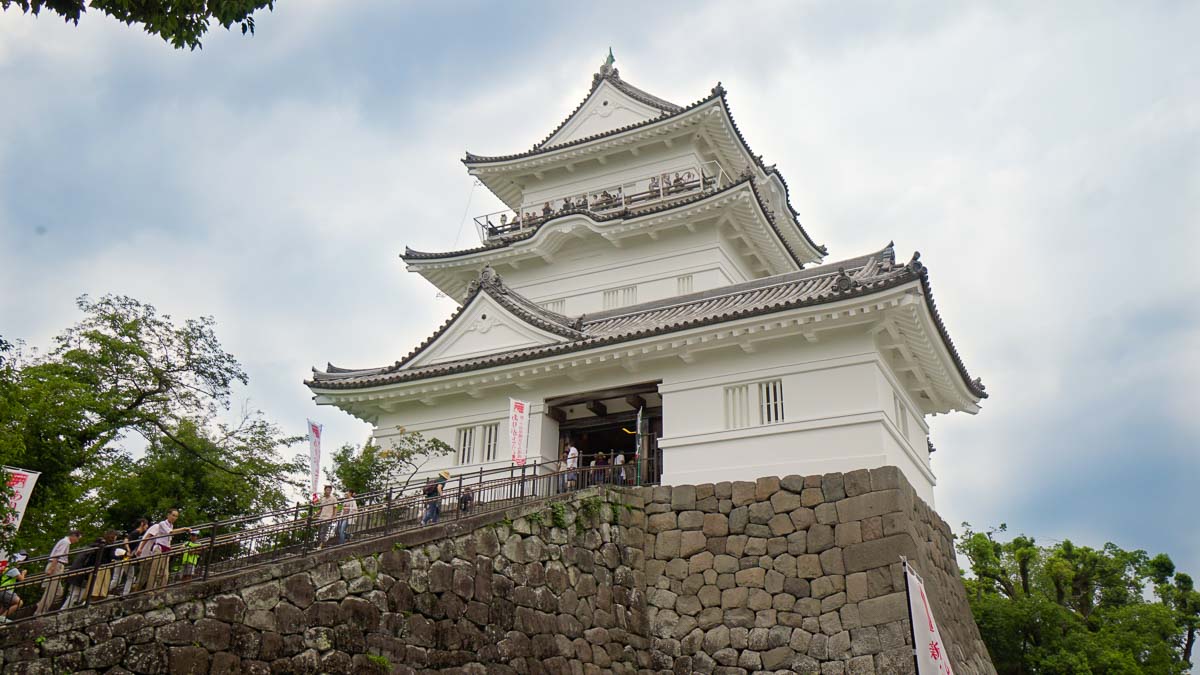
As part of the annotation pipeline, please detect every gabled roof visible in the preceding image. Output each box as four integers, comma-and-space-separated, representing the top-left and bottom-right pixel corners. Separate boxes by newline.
309, 245, 987, 405
533, 59, 682, 150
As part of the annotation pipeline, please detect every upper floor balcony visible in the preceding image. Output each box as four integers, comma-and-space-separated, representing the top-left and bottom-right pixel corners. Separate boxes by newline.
473, 161, 730, 242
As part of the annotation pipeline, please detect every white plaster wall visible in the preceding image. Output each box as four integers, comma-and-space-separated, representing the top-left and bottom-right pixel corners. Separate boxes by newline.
360, 325, 939, 502
499, 226, 754, 314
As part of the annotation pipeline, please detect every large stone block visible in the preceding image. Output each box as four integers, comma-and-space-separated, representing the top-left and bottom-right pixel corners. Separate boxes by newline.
731, 481, 757, 506
672, 485, 697, 511
858, 592, 908, 627
836, 490, 904, 524
843, 534, 917, 574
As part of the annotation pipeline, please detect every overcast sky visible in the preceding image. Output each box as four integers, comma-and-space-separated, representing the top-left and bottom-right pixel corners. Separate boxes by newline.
2, 2, 1197, 574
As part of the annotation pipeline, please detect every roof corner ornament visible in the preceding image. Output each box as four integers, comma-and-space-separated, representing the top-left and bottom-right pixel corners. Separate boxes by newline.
572, 315, 585, 331
905, 251, 924, 274
712, 82, 726, 97
971, 377, 987, 393
468, 265, 503, 295
832, 267, 859, 294
598, 47, 619, 80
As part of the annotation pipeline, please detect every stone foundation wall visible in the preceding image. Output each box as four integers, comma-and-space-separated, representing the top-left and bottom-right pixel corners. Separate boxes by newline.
640, 466, 994, 674
0, 488, 650, 675
0, 468, 995, 674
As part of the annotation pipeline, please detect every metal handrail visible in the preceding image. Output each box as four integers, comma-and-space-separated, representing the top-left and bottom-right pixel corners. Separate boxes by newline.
473, 160, 730, 241
0, 458, 649, 625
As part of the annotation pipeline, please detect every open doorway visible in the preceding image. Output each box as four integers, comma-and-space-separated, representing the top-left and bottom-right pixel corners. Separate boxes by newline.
546, 381, 663, 485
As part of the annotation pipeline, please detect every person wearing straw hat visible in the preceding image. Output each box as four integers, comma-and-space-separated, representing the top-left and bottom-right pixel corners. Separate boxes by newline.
422, 470, 450, 525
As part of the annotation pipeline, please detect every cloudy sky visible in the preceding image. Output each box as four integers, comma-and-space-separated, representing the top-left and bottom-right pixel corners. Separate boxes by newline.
2, 2, 1197, 574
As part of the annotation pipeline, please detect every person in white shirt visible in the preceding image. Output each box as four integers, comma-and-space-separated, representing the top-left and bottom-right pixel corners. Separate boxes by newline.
613, 450, 626, 485
315, 486, 337, 549
566, 443, 580, 489
137, 509, 191, 590
335, 489, 358, 545
35, 529, 81, 614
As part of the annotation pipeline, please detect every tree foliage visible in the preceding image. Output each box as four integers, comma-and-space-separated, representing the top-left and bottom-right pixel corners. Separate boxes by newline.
327, 428, 454, 497
0, 294, 304, 555
1, 0, 273, 50
959, 523, 1196, 674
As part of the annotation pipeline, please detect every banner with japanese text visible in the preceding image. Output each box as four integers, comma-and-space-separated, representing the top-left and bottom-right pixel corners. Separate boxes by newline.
508, 398, 530, 466
2, 466, 40, 534
905, 559, 955, 674
306, 419, 323, 498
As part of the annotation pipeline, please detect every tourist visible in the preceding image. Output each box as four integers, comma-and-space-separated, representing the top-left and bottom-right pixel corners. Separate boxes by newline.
336, 489, 358, 545
459, 485, 474, 514
179, 531, 203, 580
35, 528, 81, 614
138, 509, 191, 590
566, 442, 579, 489
0, 552, 28, 623
115, 518, 148, 595
613, 450, 626, 485
421, 470, 449, 525
62, 531, 116, 609
596, 451, 610, 484
315, 485, 337, 549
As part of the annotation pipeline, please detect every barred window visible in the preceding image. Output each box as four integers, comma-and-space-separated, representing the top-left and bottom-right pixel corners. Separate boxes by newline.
603, 285, 637, 309
456, 426, 476, 465
758, 379, 785, 425
481, 423, 499, 462
677, 274, 694, 295
724, 384, 751, 429
542, 299, 565, 314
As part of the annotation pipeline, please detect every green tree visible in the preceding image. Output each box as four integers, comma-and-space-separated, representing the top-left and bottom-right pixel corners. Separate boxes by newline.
959, 523, 1192, 674
1, 295, 300, 555
90, 415, 305, 531
327, 427, 453, 497
1, 0, 273, 50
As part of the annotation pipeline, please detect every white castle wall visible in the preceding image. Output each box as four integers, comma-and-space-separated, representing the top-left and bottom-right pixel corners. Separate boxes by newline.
370, 325, 937, 505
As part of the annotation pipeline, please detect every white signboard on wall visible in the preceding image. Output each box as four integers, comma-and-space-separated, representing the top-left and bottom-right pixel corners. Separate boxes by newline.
508, 398, 530, 466
905, 558, 955, 674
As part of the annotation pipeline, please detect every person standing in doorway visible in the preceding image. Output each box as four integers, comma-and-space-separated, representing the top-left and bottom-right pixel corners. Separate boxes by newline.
35, 529, 81, 614
613, 450, 626, 485
138, 509, 191, 590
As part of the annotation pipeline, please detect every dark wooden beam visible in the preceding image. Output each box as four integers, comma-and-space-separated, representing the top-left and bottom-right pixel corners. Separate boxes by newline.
625, 394, 646, 410
544, 381, 661, 408
546, 407, 566, 424
585, 400, 607, 417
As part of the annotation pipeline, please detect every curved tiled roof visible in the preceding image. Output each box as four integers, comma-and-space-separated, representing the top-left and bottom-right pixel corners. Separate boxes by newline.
310, 245, 986, 401
403, 176, 815, 268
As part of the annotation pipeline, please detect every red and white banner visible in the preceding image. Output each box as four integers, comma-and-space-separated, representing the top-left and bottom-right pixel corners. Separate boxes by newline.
2, 466, 40, 534
905, 559, 955, 674
306, 419, 323, 498
508, 398, 530, 466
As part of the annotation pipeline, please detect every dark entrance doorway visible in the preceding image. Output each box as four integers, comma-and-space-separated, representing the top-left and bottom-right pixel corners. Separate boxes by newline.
546, 381, 663, 485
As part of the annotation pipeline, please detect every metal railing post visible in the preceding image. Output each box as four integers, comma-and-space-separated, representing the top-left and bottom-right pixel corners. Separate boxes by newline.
202, 523, 218, 582
83, 543, 104, 608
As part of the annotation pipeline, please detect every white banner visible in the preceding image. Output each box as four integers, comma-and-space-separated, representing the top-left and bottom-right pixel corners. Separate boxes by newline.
905, 559, 955, 674
508, 399, 530, 466
306, 419, 323, 498
2, 466, 39, 534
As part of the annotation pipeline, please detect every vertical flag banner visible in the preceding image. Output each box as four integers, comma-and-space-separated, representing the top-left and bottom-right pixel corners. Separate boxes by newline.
508, 398, 530, 466
2, 467, 40, 534
306, 419, 323, 498
904, 559, 955, 674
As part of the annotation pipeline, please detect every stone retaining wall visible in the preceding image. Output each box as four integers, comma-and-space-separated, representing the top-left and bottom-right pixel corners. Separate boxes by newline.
0, 468, 995, 674
639, 466, 994, 674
